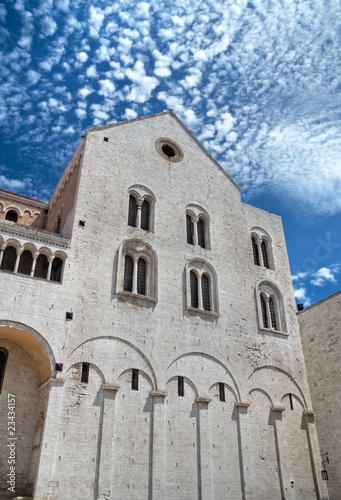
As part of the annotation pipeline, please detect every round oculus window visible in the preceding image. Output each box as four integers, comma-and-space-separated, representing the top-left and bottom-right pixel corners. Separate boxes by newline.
155, 138, 184, 162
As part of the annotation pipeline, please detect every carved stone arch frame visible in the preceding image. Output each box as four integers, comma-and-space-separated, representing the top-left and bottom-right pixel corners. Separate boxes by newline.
185, 203, 211, 250
250, 226, 275, 270
5, 205, 21, 218
128, 184, 156, 233
116, 239, 158, 302
185, 259, 219, 316
255, 280, 288, 335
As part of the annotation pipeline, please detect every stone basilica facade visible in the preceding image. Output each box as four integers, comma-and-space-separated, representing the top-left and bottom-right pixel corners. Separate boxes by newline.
0, 111, 329, 499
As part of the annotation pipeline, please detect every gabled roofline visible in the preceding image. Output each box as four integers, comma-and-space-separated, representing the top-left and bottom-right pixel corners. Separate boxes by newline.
86, 110, 241, 192
0, 189, 47, 209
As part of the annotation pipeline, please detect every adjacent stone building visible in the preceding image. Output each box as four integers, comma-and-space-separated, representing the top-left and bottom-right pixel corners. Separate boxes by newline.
0, 111, 329, 499
298, 292, 341, 500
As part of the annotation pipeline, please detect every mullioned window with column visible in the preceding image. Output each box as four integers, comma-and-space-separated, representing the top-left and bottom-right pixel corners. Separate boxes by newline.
127, 185, 155, 233
251, 228, 274, 270
185, 204, 210, 250
185, 259, 219, 317
256, 280, 288, 335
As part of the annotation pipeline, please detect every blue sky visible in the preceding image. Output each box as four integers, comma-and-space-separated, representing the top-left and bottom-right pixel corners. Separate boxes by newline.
0, 0, 340, 307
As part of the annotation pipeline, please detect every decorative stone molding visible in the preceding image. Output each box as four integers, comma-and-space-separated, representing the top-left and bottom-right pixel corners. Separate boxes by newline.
195, 396, 211, 404
150, 390, 167, 397
101, 383, 120, 392
271, 405, 286, 412
235, 401, 250, 408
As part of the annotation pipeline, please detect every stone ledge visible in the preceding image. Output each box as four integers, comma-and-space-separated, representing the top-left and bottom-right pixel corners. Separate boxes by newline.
101, 383, 120, 392
150, 390, 167, 397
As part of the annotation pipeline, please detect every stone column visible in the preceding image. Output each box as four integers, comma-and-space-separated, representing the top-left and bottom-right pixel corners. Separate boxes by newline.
47, 256, 54, 281
235, 401, 250, 500
150, 390, 166, 500
271, 405, 286, 500
196, 396, 212, 500
96, 383, 120, 500
136, 197, 143, 229
33, 377, 65, 500
303, 410, 328, 500
14, 248, 22, 273
31, 252, 39, 277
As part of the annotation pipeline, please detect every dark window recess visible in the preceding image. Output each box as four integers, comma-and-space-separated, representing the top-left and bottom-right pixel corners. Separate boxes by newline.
81, 362, 89, 383
141, 200, 150, 230
202, 274, 210, 311
34, 254, 48, 279
137, 258, 146, 295
128, 196, 137, 227
197, 218, 205, 248
269, 297, 277, 330
178, 376, 184, 397
186, 215, 194, 244
0, 348, 8, 393
289, 393, 294, 410
55, 216, 61, 234
219, 382, 225, 402
190, 271, 198, 308
261, 241, 269, 268
162, 144, 175, 157
5, 210, 18, 222
132, 368, 139, 390
124, 255, 133, 292
1, 246, 17, 272
50, 258, 63, 283
260, 295, 268, 328
18, 250, 33, 276
252, 237, 260, 266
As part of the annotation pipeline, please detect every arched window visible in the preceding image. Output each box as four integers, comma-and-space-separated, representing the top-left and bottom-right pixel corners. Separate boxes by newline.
1, 246, 17, 272
18, 250, 33, 276
201, 273, 210, 311
186, 214, 194, 245
256, 281, 287, 334
252, 236, 260, 266
127, 186, 155, 232
50, 257, 63, 282
117, 240, 157, 302
261, 240, 269, 268
141, 200, 150, 231
251, 229, 274, 270
186, 260, 218, 316
137, 258, 146, 295
128, 195, 137, 227
190, 271, 198, 308
34, 254, 48, 279
0, 348, 8, 393
197, 218, 205, 248
124, 255, 133, 292
185, 205, 210, 249
5, 210, 18, 222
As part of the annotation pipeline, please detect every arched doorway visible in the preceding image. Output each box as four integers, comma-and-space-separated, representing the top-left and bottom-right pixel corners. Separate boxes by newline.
0, 323, 53, 498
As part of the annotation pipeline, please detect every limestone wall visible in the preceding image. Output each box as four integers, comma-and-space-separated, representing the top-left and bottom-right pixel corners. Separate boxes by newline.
298, 291, 341, 500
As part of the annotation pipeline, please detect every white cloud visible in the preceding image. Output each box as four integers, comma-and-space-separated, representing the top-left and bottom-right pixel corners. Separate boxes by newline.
78, 86, 94, 99
0, 174, 27, 192
125, 60, 159, 103
99, 79, 115, 97
310, 267, 338, 287
27, 70, 41, 86
89, 5, 105, 38
122, 108, 138, 120
77, 51, 88, 63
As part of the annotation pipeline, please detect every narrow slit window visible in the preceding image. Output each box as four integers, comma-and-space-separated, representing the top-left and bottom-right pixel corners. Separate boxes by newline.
197, 218, 205, 248
269, 297, 277, 330
190, 271, 198, 308
124, 255, 134, 292
289, 393, 294, 410
132, 368, 139, 390
260, 295, 268, 328
202, 274, 210, 311
252, 237, 260, 266
0, 348, 8, 393
261, 240, 269, 268
178, 376, 184, 397
81, 362, 89, 383
141, 200, 150, 230
186, 214, 194, 245
137, 258, 146, 295
55, 215, 61, 234
128, 196, 137, 227
219, 382, 225, 402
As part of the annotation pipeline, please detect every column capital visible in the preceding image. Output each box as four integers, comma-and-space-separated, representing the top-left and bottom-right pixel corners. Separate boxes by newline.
196, 396, 211, 404
150, 390, 167, 397
101, 383, 120, 392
